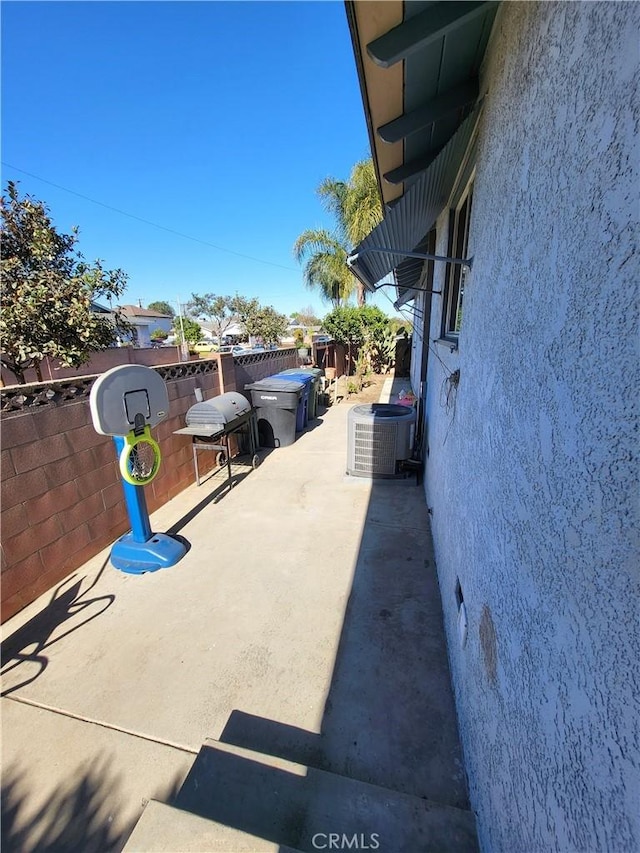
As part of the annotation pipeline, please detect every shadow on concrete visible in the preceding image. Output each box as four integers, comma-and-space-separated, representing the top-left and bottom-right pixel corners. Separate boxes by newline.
169, 461, 474, 850
311, 482, 467, 807
213, 480, 468, 803
165, 450, 273, 537
221, 710, 323, 769
1, 561, 114, 699
1, 754, 183, 853
173, 739, 476, 853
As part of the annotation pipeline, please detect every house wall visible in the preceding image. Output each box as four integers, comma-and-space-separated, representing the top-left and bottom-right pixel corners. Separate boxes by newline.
132, 323, 153, 348
149, 317, 173, 335
422, 3, 639, 852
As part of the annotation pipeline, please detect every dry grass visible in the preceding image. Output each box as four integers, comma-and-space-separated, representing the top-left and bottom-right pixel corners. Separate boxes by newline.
324, 373, 395, 406
343, 373, 390, 404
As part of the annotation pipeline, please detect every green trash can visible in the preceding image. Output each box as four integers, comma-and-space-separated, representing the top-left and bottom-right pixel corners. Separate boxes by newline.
277, 368, 323, 419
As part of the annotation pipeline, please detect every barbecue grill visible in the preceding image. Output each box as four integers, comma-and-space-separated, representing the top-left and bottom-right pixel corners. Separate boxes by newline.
174, 392, 260, 485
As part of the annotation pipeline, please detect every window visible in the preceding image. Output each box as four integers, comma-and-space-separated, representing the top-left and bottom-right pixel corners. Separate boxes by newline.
444, 179, 474, 336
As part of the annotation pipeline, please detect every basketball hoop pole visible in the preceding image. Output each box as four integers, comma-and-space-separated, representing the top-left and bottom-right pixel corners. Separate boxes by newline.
109, 434, 186, 574
113, 435, 152, 543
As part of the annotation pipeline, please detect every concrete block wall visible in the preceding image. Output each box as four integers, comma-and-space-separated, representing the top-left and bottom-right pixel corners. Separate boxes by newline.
1, 345, 197, 387
227, 349, 300, 395
1, 364, 222, 623
1, 347, 335, 622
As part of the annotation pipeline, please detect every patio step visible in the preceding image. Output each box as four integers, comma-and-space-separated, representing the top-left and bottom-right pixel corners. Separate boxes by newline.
167, 738, 478, 852
123, 800, 304, 852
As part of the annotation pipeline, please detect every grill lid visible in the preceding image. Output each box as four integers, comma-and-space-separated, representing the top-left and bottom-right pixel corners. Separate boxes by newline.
186, 392, 251, 426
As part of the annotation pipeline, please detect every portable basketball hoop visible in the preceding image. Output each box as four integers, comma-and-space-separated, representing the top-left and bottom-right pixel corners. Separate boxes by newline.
89, 365, 187, 574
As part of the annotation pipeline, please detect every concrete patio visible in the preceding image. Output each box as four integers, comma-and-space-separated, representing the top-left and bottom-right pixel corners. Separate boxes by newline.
1, 378, 476, 852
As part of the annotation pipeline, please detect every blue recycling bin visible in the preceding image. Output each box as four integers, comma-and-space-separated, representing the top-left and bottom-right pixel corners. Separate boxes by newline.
269, 372, 314, 427
276, 368, 322, 420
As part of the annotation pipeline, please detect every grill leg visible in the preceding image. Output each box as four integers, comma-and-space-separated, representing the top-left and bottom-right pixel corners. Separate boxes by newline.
225, 435, 232, 486
192, 442, 201, 486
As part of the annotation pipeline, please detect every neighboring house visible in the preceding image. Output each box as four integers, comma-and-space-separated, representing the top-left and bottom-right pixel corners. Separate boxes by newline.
90, 299, 120, 333
89, 299, 128, 348
118, 305, 173, 347
345, 3, 638, 852
199, 320, 246, 342
89, 299, 114, 317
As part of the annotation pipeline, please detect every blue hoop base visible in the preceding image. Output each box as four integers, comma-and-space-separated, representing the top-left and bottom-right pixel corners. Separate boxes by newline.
110, 532, 187, 575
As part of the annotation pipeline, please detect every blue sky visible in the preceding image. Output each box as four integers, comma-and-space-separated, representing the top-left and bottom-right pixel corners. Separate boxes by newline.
2, 0, 395, 320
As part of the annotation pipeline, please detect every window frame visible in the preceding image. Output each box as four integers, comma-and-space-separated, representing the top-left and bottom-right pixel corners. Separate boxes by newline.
442, 173, 475, 340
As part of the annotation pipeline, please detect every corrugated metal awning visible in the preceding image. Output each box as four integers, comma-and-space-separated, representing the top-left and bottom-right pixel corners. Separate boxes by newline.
392, 230, 433, 306
347, 107, 480, 293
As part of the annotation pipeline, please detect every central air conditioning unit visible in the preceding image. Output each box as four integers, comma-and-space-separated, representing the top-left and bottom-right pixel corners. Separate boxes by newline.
347, 403, 416, 478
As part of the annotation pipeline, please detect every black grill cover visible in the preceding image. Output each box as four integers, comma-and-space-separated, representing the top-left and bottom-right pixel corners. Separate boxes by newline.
185, 392, 251, 426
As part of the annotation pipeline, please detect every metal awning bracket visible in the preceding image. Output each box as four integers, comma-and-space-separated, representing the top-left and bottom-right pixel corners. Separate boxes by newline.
347, 247, 473, 271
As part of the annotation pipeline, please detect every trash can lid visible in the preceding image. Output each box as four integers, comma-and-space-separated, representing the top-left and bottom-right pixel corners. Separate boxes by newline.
279, 367, 323, 378
245, 377, 305, 393
270, 371, 315, 385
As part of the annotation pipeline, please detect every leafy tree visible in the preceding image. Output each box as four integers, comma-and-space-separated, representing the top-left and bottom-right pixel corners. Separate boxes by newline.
358, 305, 389, 340
175, 317, 201, 345
228, 295, 259, 336
323, 304, 394, 375
295, 159, 383, 308
186, 292, 288, 347
388, 316, 410, 337
147, 300, 175, 317
323, 306, 365, 348
322, 305, 364, 371
0, 181, 129, 384
290, 306, 321, 326
186, 293, 236, 347
253, 306, 288, 344
231, 296, 287, 344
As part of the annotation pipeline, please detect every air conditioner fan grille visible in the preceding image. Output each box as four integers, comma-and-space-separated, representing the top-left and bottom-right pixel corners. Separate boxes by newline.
353, 422, 397, 474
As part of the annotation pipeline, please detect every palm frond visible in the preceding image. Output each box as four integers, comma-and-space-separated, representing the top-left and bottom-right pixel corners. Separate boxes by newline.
344, 159, 383, 246
293, 228, 344, 263
317, 178, 348, 237
293, 159, 382, 308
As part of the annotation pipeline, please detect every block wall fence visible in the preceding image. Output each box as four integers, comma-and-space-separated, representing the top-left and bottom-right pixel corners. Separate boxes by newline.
1, 349, 299, 623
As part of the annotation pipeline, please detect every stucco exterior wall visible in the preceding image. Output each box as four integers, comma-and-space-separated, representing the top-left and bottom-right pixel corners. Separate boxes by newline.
422, 3, 639, 851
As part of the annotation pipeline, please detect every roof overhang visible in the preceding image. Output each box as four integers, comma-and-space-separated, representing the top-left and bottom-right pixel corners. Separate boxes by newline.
347, 107, 480, 292
345, 0, 499, 294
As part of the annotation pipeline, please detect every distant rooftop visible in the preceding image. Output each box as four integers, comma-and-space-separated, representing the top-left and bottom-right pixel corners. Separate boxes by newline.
119, 305, 173, 318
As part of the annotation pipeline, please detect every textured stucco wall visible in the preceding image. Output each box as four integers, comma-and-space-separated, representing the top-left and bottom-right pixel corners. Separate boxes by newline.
422, 3, 639, 851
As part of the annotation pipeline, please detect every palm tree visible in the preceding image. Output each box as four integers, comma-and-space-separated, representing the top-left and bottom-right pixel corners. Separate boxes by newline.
343, 159, 383, 248
319, 159, 382, 249
292, 228, 354, 307
294, 159, 383, 307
